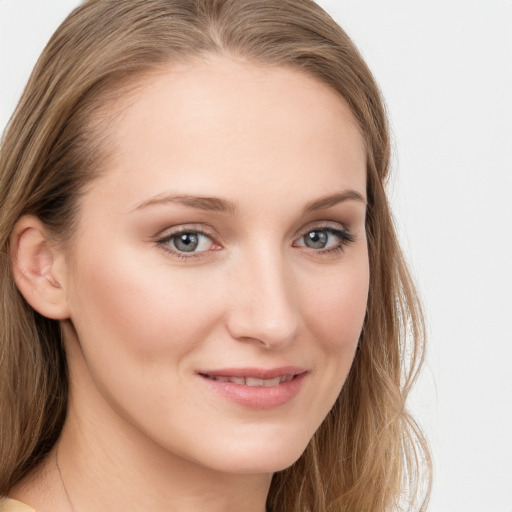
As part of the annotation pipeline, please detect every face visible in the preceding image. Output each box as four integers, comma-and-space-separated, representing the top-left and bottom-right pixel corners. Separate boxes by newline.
60, 56, 369, 475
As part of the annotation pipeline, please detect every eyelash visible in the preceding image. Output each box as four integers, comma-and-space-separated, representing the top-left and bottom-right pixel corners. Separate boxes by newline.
156, 224, 355, 260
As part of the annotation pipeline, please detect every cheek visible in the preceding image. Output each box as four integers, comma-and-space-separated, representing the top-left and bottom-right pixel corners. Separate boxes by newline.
66, 242, 224, 363
304, 257, 369, 355
285, 255, 369, 440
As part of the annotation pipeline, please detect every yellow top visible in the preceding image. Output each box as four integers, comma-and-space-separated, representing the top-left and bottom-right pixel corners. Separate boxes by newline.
0, 498, 37, 512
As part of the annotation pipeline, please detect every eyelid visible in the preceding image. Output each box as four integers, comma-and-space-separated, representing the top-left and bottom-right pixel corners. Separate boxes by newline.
297, 220, 350, 237
156, 224, 216, 241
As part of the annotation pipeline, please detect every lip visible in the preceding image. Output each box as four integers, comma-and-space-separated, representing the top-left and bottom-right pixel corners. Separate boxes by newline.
197, 366, 308, 410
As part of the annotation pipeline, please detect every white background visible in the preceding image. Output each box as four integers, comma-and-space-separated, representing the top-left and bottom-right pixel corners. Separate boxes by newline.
1, 1, 511, 511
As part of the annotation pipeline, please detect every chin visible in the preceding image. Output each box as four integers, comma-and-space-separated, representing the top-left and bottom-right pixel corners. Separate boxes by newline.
196, 433, 311, 475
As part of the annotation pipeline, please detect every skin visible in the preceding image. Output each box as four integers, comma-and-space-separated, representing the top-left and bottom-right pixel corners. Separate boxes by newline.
11, 56, 368, 512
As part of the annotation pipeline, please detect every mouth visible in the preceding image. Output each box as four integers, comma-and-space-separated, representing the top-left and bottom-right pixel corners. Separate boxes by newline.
199, 374, 296, 387
197, 367, 307, 409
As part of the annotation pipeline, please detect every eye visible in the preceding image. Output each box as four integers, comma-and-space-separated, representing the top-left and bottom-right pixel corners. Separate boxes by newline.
295, 225, 355, 253
157, 228, 217, 258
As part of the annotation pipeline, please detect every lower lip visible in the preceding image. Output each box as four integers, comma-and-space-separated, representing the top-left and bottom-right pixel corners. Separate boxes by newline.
199, 373, 307, 410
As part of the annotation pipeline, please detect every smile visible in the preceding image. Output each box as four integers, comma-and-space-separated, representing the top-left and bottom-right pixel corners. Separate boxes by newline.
202, 374, 294, 387
197, 367, 308, 409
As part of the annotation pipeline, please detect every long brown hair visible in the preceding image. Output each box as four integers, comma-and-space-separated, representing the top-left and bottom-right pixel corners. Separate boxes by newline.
0, 1, 431, 510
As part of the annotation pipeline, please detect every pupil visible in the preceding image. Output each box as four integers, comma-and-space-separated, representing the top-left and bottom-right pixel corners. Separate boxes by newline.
305, 230, 327, 249
174, 233, 199, 252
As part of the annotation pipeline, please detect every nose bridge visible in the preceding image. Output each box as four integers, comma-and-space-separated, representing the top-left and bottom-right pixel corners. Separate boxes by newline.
227, 243, 299, 348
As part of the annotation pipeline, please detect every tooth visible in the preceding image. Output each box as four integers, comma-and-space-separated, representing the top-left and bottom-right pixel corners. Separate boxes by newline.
215, 376, 229, 382
263, 377, 281, 387
245, 378, 264, 387
231, 377, 245, 385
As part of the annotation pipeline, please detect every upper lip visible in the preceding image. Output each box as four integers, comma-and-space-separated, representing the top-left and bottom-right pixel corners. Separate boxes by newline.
197, 366, 307, 379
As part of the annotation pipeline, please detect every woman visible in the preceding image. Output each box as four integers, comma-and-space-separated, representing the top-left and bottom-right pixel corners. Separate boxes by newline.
0, 1, 431, 511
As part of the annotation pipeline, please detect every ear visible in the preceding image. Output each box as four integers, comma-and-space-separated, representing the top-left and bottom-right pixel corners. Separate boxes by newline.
10, 215, 71, 320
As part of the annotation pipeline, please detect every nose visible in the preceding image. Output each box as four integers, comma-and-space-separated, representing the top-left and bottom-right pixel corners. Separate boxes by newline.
225, 247, 300, 349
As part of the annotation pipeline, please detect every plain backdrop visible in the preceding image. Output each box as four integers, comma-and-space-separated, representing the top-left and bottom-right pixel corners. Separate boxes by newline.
1, 1, 511, 511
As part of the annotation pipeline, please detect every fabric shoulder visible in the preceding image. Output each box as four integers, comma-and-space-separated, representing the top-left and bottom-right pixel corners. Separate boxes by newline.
0, 498, 37, 512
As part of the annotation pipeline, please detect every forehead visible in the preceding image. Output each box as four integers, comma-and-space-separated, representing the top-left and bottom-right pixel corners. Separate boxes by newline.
86, 56, 366, 213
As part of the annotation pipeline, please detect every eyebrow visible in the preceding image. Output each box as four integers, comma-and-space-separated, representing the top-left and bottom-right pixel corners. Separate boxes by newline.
303, 190, 366, 213
131, 189, 366, 215
131, 194, 238, 214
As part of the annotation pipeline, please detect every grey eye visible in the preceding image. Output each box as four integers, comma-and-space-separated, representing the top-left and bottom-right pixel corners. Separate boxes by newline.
172, 232, 200, 252
303, 230, 328, 249
158, 229, 215, 258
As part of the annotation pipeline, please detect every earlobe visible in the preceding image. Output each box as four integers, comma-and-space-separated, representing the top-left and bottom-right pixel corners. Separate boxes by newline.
11, 215, 71, 320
